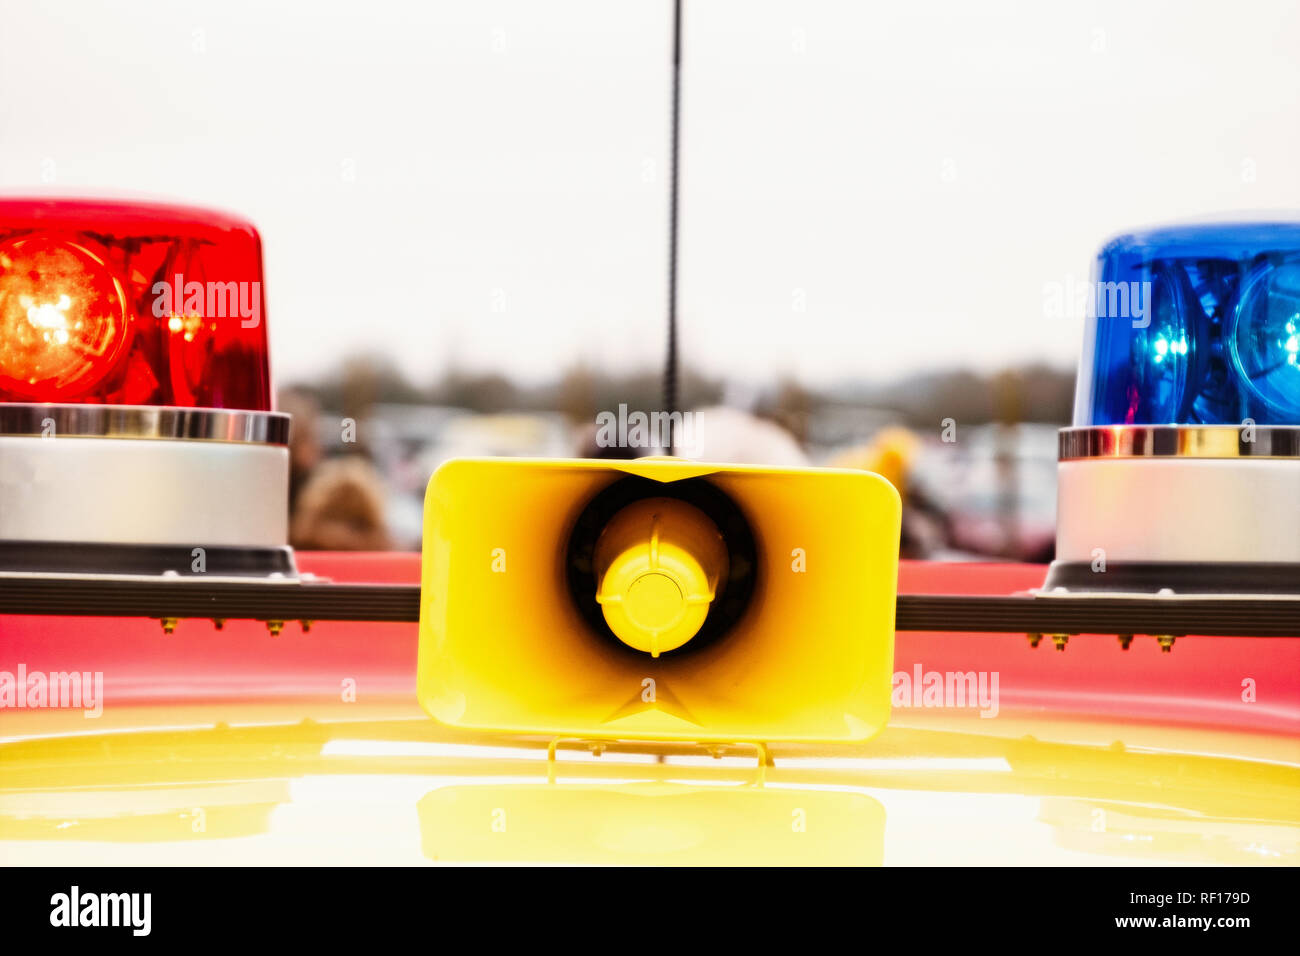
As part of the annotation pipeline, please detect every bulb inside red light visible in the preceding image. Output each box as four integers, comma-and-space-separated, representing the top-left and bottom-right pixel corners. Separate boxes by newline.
0, 235, 131, 399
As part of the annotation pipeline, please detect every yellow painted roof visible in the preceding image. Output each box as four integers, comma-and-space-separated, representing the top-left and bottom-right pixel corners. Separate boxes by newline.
2, 698, 1295, 865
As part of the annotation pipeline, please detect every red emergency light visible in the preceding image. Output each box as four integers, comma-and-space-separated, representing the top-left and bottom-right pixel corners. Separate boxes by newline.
0, 197, 292, 579
0, 197, 271, 409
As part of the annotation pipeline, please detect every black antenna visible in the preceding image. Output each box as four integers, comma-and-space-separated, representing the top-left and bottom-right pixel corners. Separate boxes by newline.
663, 0, 683, 453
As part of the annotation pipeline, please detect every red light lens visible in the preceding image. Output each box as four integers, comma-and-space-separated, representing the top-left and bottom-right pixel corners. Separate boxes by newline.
0, 235, 131, 399
0, 198, 272, 410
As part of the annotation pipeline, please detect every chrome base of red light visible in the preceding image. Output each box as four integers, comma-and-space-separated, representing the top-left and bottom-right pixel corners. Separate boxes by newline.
0, 402, 289, 444
0, 427, 290, 552
0, 541, 296, 580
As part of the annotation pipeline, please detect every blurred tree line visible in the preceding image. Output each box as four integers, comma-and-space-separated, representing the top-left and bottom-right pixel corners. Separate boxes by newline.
290, 355, 1075, 430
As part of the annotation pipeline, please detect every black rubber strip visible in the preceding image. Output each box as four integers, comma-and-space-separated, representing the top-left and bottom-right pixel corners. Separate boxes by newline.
0, 578, 418, 622
894, 594, 1300, 636
0, 577, 1297, 635
0, 541, 297, 578
1043, 561, 1300, 595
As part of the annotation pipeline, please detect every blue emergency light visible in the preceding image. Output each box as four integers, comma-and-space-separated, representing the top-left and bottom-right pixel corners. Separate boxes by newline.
1075, 221, 1300, 428
1045, 220, 1300, 597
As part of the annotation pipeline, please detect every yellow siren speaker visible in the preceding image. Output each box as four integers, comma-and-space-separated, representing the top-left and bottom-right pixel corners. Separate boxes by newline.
417, 458, 901, 744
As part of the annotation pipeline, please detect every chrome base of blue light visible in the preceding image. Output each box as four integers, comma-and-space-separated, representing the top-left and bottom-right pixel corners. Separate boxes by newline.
1050, 424, 1300, 597
1059, 425, 1300, 460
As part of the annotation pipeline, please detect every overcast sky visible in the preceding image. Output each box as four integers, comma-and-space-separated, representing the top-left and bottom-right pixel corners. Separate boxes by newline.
2, 0, 1298, 389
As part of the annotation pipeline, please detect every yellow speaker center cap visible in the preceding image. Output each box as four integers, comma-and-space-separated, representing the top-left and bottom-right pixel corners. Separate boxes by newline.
624, 572, 686, 632
593, 497, 729, 658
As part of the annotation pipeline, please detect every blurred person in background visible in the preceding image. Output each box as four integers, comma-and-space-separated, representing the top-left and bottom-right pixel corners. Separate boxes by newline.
290, 456, 393, 552
569, 404, 808, 465
279, 389, 323, 519
683, 406, 809, 467
830, 426, 951, 559
280, 388, 393, 551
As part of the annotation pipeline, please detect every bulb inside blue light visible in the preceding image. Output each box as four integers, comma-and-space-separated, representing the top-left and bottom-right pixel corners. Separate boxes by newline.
1073, 221, 1300, 426
1231, 259, 1300, 417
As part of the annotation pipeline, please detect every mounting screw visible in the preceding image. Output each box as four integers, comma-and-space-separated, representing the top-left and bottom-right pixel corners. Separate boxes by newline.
1117, 634, 1133, 651
1051, 633, 1070, 651
1157, 634, 1176, 653
160, 617, 178, 635
1027, 633, 1042, 649
266, 620, 285, 637
300, 620, 313, 634
212, 619, 225, 631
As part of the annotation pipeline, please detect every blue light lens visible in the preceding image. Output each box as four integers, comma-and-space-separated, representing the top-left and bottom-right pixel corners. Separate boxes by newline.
1231, 258, 1300, 417
1073, 221, 1300, 426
